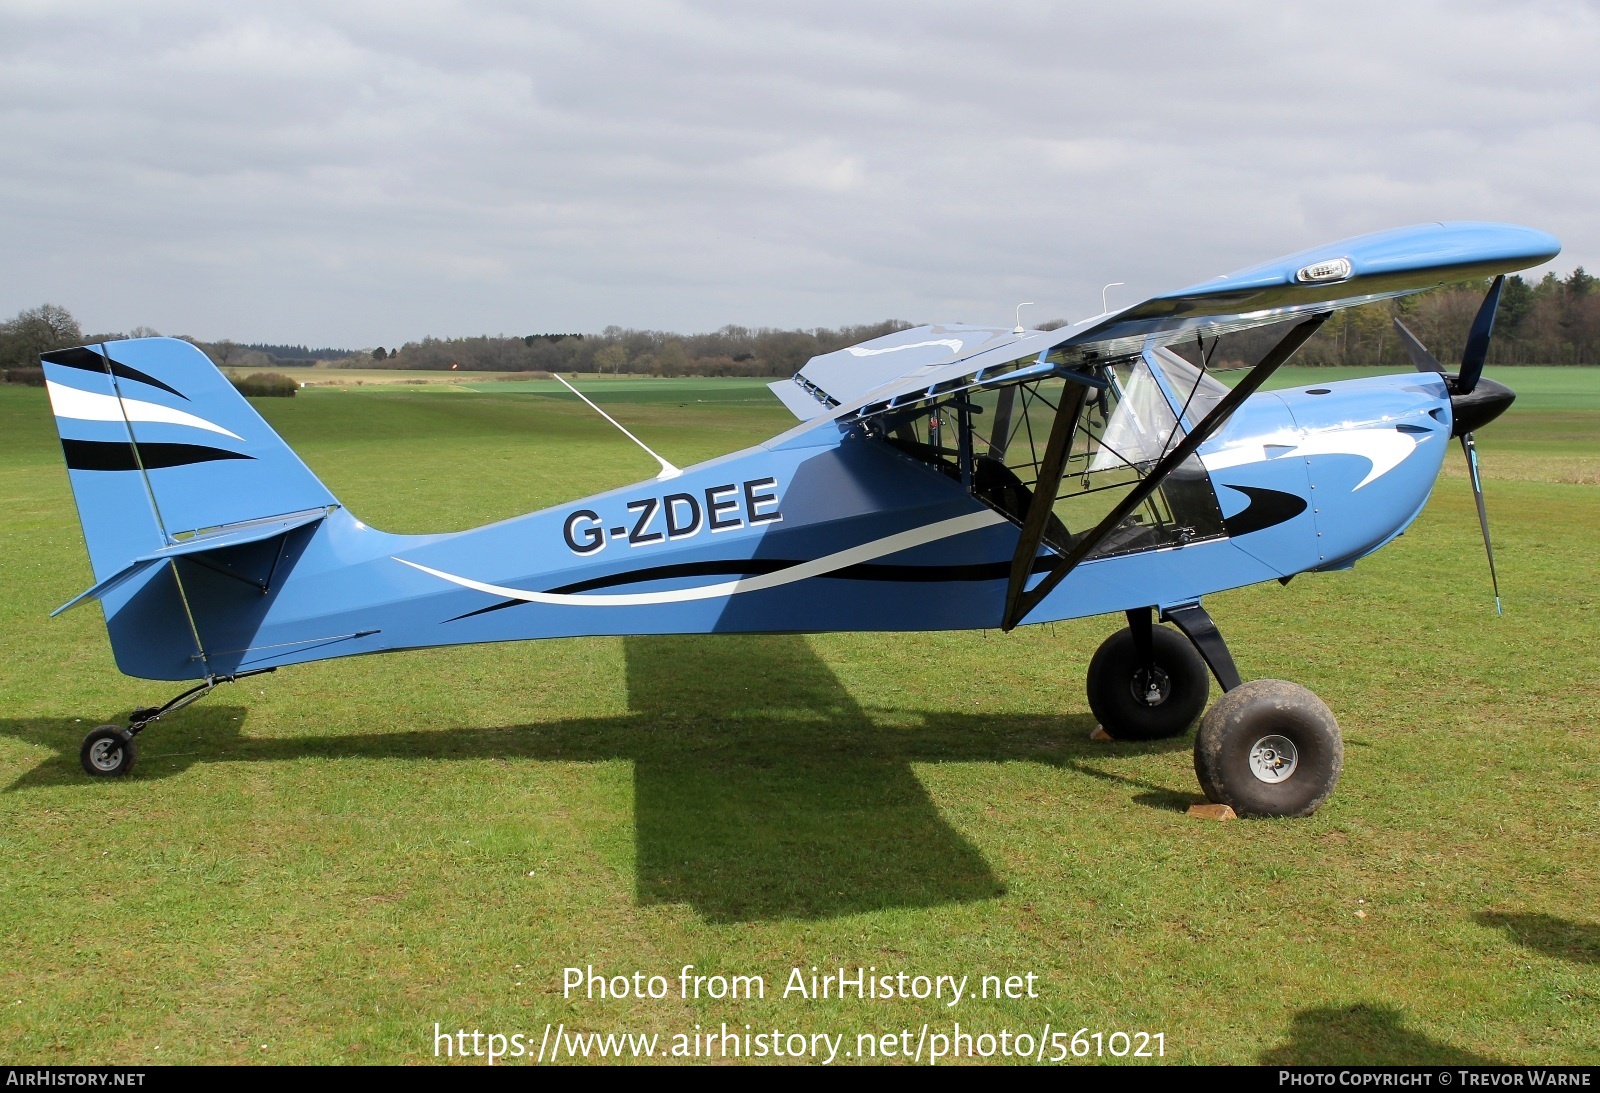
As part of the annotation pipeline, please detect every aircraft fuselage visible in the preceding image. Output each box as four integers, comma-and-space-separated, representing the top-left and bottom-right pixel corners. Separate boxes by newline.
108, 371, 1450, 681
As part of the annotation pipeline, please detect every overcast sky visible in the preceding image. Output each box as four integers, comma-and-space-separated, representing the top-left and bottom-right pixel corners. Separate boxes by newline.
1, 1, 1596, 346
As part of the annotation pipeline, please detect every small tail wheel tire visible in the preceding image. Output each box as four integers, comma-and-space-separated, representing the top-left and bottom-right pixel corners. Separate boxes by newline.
1086, 625, 1210, 740
80, 726, 137, 777
1193, 679, 1341, 817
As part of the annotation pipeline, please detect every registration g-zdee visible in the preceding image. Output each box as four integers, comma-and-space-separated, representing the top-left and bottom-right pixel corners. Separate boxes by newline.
562, 477, 783, 555
40, 221, 1553, 817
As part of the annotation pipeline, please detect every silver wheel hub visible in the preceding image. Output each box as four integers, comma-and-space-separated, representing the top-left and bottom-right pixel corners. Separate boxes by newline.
1249, 735, 1298, 783
88, 739, 122, 771
1130, 666, 1172, 706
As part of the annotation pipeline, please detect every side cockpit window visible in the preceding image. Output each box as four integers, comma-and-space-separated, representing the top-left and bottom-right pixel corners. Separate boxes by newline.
873, 348, 1227, 559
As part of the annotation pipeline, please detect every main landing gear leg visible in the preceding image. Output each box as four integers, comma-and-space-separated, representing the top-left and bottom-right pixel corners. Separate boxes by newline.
79, 668, 275, 778
1160, 602, 1242, 693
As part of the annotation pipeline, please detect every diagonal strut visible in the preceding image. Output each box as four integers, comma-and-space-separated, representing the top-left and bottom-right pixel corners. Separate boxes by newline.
1000, 380, 1089, 627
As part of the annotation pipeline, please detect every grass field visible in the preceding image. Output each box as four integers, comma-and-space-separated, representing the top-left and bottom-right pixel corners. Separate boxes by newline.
0, 369, 1596, 1065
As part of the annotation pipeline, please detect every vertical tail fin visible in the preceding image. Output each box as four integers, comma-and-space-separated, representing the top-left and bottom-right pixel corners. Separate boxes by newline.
43, 338, 340, 679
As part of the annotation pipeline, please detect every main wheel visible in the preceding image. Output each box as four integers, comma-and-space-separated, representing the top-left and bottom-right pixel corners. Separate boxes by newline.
1193, 679, 1341, 817
80, 726, 137, 777
1086, 625, 1210, 740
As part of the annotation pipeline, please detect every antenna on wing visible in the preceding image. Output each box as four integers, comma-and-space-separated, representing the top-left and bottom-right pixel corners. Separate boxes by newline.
1075, 283, 1130, 326
1013, 302, 1034, 335
552, 373, 682, 480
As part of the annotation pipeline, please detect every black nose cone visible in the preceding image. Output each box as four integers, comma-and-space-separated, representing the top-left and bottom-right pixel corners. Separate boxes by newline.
1451, 375, 1515, 437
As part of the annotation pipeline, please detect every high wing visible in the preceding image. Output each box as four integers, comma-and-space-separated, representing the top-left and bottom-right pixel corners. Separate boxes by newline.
766, 221, 1558, 631
768, 222, 1560, 423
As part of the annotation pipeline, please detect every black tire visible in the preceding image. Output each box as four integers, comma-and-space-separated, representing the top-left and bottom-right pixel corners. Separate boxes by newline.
1193, 679, 1341, 818
1086, 625, 1210, 740
80, 725, 137, 777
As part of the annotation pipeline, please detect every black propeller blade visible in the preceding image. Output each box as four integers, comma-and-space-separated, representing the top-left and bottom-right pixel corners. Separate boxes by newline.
1460, 431, 1502, 616
1391, 276, 1512, 613
1458, 274, 1505, 394
1394, 318, 1444, 373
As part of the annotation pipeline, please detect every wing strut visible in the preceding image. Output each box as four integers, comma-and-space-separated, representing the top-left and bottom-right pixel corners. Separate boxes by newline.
553, 373, 682, 479
1000, 313, 1329, 631
1000, 381, 1089, 626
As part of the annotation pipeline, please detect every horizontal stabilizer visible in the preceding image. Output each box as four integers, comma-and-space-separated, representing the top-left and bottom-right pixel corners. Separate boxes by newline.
52, 508, 329, 616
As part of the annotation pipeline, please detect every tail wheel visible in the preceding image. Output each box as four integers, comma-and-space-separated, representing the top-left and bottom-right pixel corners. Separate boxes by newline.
1194, 680, 1341, 817
80, 726, 137, 778
1086, 625, 1210, 740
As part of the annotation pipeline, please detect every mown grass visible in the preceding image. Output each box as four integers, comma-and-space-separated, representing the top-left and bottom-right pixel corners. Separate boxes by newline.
0, 373, 1595, 1066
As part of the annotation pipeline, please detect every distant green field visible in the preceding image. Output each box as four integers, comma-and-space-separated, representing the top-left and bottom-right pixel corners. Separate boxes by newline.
1249, 365, 1600, 412
222, 366, 545, 385
455, 376, 781, 404
229, 366, 781, 401
1245, 367, 1600, 486
0, 375, 1595, 1065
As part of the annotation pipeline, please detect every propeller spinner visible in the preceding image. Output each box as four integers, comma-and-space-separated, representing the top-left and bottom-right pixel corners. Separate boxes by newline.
1392, 276, 1513, 614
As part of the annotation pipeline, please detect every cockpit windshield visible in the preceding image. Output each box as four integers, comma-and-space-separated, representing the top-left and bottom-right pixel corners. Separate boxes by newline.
1088, 357, 1180, 473
1149, 345, 1230, 425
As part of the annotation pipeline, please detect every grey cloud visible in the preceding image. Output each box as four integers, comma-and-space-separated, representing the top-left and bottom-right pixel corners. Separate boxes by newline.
0, 0, 1594, 344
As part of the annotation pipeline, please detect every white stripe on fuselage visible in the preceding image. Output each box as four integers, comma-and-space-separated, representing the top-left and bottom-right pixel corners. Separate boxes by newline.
1201, 426, 1422, 490
394, 509, 1009, 608
46, 380, 244, 440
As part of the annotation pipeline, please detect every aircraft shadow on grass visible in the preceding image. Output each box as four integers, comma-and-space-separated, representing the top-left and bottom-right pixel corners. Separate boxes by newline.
1475, 912, 1600, 967
0, 634, 1194, 922
1258, 1003, 1501, 1066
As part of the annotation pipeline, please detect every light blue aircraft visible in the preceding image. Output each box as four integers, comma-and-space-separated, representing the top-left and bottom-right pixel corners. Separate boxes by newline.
42, 221, 1556, 816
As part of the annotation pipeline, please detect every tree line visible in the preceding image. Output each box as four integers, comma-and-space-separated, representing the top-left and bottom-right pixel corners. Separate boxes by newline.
1217, 268, 1600, 369
3, 269, 1598, 386
377, 321, 915, 377
353, 269, 1600, 374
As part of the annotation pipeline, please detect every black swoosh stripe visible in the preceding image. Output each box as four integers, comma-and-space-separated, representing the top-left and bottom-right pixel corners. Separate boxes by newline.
552, 558, 790, 593
42, 346, 189, 401
1220, 484, 1308, 537
62, 439, 253, 471
553, 556, 1063, 594
447, 598, 535, 622
443, 554, 1062, 623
